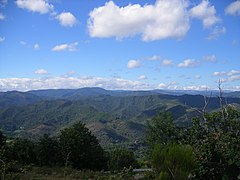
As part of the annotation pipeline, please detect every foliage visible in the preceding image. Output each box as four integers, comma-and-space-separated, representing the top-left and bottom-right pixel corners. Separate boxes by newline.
146, 112, 182, 148
107, 147, 138, 172
151, 143, 195, 179
36, 134, 60, 166
58, 122, 107, 170
0, 122, 108, 174
1, 138, 37, 165
0, 131, 6, 149
146, 107, 240, 179
188, 107, 240, 179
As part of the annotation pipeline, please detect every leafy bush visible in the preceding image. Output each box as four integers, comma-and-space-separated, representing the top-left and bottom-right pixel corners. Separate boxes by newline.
151, 143, 195, 179
107, 148, 138, 172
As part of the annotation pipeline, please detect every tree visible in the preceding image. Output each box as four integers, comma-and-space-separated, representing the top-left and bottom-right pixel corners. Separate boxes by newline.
2, 138, 37, 165
58, 122, 107, 170
146, 112, 182, 148
37, 134, 60, 166
188, 107, 240, 179
107, 148, 138, 172
0, 131, 6, 149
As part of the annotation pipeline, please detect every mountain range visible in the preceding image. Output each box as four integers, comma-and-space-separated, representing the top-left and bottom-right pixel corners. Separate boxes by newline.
0, 87, 240, 149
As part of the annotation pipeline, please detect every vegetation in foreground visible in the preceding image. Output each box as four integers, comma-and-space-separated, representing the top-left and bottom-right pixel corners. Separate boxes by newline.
0, 105, 239, 179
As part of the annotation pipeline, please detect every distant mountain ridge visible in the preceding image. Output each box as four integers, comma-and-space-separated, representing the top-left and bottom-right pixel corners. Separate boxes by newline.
27, 87, 240, 98
0, 87, 240, 148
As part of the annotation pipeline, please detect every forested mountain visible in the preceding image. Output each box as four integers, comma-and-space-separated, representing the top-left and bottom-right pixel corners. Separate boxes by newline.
0, 91, 44, 108
1, 88, 240, 148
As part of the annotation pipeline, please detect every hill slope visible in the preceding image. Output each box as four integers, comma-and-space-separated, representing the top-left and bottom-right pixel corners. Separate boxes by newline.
1, 90, 240, 149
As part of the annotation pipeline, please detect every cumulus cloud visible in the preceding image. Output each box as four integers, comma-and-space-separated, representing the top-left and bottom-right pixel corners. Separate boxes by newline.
161, 59, 173, 66
51, 42, 79, 52
127, 60, 141, 69
178, 59, 198, 68
207, 26, 226, 40
56, 12, 77, 27
88, 0, 190, 41
227, 70, 240, 76
190, 0, 219, 28
15, 0, 54, 14
203, 54, 216, 62
138, 75, 147, 80
213, 70, 240, 83
0, 36, 5, 42
225, 0, 240, 16
0, 13, 5, 20
34, 69, 48, 75
34, 43, 40, 50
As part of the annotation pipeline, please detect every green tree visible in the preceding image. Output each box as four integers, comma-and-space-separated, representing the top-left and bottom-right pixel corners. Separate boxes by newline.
151, 143, 196, 180
2, 138, 37, 165
37, 134, 60, 166
0, 131, 6, 149
58, 122, 107, 170
108, 147, 138, 172
146, 112, 182, 148
188, 107, 240, 179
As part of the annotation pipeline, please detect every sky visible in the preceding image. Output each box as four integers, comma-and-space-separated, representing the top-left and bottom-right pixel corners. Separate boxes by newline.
0, 0, 240, 91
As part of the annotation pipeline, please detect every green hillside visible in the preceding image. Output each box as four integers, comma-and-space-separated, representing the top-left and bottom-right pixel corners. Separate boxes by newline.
1, 89, 240, 149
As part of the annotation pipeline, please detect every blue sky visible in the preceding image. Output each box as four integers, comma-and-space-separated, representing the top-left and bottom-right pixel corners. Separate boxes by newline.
0, 0, 240, 91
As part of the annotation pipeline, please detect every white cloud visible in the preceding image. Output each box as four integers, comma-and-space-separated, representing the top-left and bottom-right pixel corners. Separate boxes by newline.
138, 75, 147, 80
213, 71, 225, 76
0, 13, 5, 20
0, 36, 5, 42
88, 0, 190, 41
15, 0, 54, 14
127, 60, 141, 69
1, 76, 238, 91
56, 12, 77, 27
146, 55, 160, 61
34, 43, 40, 50
213, 70, 240, 83
190, 0, 219, 28
0, 76, 154, 91
222, 75, 240, 83
158, 83, 168, 89
207, 26, 226, 40
161, 59, 173, 66
225, 0, 240, 16
178, 59, 198, 68
227, 70, 240, 76
34, 69, 48, 75
20, 41, 27, 45
204, 54, 216, 62
195, 75, 201, 79
51, 42, 79, 52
